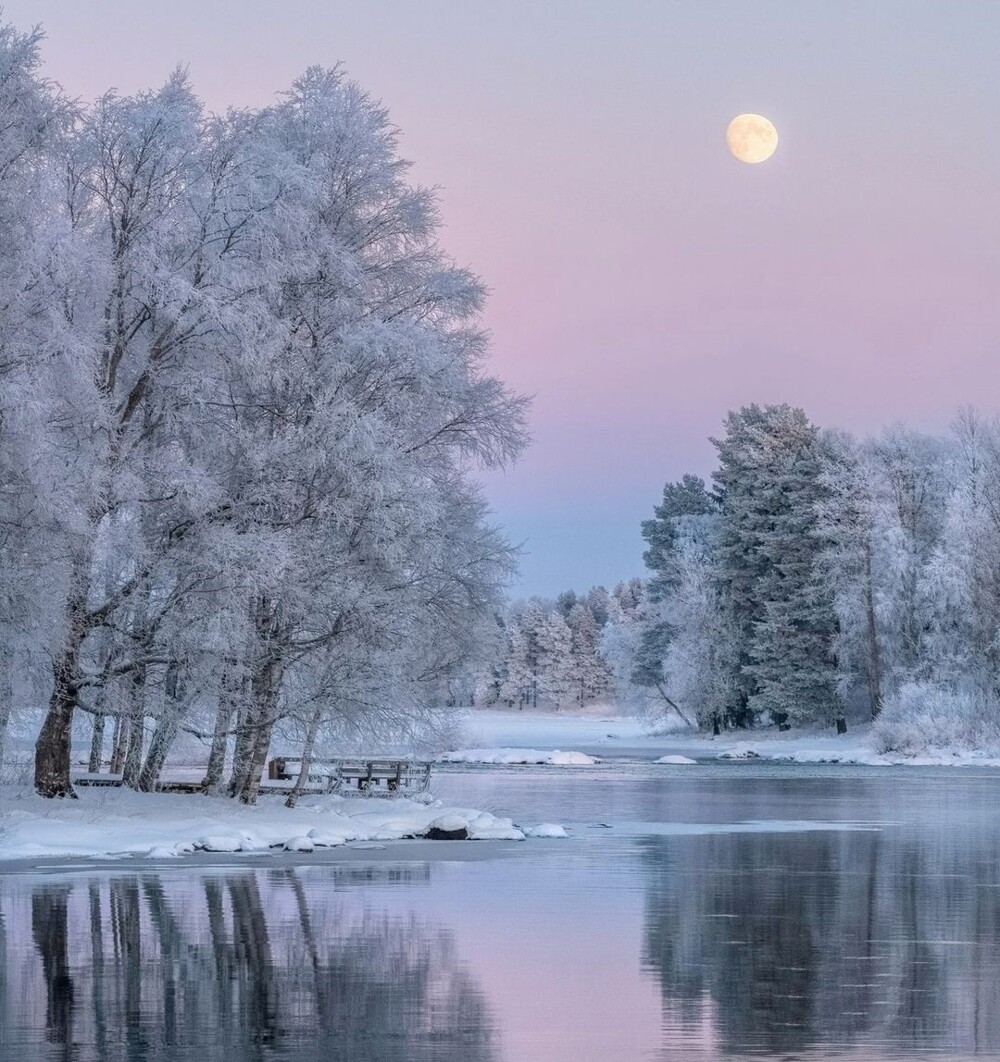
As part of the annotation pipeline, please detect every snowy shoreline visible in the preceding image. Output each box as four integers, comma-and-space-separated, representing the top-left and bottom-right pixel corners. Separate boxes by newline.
0, 787, 566, 864
452, 707, 1000, 769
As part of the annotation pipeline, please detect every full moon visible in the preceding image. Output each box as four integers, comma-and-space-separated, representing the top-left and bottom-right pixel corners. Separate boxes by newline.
726, 113, 778, 164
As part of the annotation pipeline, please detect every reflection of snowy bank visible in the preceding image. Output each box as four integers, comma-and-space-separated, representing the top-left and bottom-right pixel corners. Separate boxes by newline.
440, 748, 598, 766
0, 788, 567, 862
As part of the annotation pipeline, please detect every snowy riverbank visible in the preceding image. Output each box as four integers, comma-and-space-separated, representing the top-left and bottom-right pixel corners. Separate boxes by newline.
0, 787, 567, 862
451, 707, 1000, 768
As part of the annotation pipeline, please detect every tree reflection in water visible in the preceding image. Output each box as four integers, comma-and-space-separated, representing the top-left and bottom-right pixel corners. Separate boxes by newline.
641, 828, 1000, 1057
4, 864, 497, 1062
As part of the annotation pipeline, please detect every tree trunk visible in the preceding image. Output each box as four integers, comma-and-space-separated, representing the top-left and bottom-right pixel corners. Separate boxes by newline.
234, 596, 285, 805
285, 709, 322, 808
863, 533, 883, 719
0, 642, 13, 776
227, 703, 254, 798
655, 683, 696, 729
35, 547, 93, 798
109, 709, 127, 774
204, 663, 242, 794
121, 665, 146, 789
35, 644, 83, 798
88, 713, 106, 774
137, 663, 186, 792
236, 657, 283, 806
137, 714, 178, 792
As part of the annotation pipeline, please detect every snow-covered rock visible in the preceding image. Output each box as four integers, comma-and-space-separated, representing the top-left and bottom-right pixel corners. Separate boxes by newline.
656, 755, 698, 765
196, 835, 243, 853
307, 829, 347, 847
526, 823, 568, 838
284, 836, 314, 852
718, 747, 761, 760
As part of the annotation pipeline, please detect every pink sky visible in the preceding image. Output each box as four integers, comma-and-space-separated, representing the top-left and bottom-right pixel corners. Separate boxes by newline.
11, 0, 1000, 593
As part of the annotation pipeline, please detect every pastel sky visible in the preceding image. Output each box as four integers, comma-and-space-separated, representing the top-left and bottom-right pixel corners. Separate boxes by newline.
11, 1, 1000, 596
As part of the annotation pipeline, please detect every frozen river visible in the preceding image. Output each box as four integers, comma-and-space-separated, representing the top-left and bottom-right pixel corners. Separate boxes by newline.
3, 761, 1000, 1060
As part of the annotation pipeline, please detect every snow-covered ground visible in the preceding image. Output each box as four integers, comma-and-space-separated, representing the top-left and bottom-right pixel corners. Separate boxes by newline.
450, 706, 1000, 768
0, 788, 566, 862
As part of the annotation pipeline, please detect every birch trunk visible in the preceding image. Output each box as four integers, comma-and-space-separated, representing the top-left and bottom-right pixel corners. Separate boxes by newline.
0, 642, 13, 776
863, 532, 883, 719
109, 709, 127, 774
121, 665, 147, 789
236, 656, 283, 805
35, 555, 92, 797
285, 709, 322, 808
204, 663, 242, 793
87, 713, 106, 773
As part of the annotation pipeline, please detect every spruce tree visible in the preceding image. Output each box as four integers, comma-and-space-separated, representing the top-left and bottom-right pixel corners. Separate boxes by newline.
714, 405, 840, 727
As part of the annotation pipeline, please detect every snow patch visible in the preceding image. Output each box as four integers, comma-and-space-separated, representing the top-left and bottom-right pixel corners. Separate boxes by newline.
283, 836, 314, 852
441, 747, 597, 766
196, 835, 244, 853
526, 823, 568, 838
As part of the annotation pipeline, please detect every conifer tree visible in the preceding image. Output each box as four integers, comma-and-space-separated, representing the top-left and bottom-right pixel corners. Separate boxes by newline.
714, 405, 840, 727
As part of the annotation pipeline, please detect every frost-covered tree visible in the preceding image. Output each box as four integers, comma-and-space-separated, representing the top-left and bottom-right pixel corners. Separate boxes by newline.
0, 31, 527, 798
869, 425, 950, 687
633, 475, 718, 717
566, 602, 611, 705
817, 432, 886, 718
536, 611, 574, 707
713, 404, 839, 727
0, 24, 70, 771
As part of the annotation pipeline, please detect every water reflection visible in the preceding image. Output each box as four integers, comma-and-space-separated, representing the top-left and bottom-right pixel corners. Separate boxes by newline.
7, 770, 1000, 1061
641, 828, 1000, 1057
2, 866, 496, 1062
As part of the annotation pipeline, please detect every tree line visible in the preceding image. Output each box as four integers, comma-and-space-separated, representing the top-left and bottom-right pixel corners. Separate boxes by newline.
484, 401, 1000, 753
0, 24, 526, 798
610, 403, 1000, 747
477, 585, 636, 709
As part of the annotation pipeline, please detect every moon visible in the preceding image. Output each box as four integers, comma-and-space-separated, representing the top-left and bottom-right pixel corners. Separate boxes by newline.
726, 113, 778, 164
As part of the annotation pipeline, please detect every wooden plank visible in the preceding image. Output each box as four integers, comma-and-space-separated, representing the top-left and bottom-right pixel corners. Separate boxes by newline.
74, 774, 124, 787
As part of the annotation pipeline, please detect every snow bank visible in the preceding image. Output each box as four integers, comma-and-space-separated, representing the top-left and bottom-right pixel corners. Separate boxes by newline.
656, 755, 697, 765
0, 787, 561, 862
440, 747, 597, 766
525, 823, 568, 838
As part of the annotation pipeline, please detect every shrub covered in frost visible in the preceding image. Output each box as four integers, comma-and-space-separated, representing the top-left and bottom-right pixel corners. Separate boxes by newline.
873, 682, 1000, 755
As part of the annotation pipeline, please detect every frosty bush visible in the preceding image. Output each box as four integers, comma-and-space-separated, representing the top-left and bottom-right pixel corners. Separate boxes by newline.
872, 683, 1000, 755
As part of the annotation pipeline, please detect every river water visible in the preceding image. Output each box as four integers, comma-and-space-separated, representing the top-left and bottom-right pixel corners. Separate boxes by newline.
2, 762, 1000, 1061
